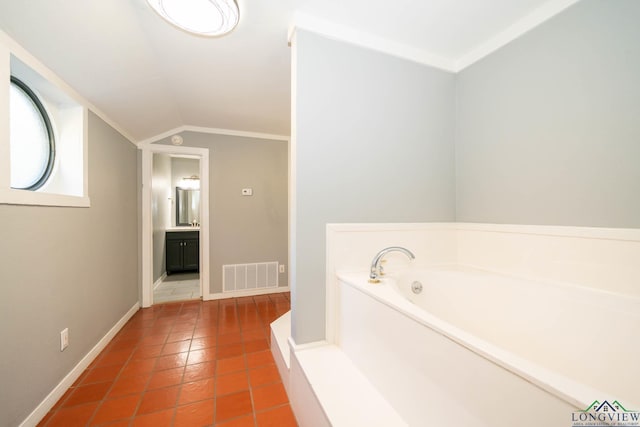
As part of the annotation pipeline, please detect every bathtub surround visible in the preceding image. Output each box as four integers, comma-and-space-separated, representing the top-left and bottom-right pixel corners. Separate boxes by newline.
154, 131, 289, 295
0, 112, 139, 427
336, 273, 579, 426
324, 223, 458, 344
290, 0, 640, 348
279, 222, 640, 426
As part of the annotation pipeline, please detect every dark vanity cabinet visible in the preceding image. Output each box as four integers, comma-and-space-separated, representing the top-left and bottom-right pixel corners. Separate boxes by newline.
166, 230, 199, 275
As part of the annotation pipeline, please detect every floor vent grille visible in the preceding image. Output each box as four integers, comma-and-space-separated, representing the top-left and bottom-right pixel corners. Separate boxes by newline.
223, 262, 278, 293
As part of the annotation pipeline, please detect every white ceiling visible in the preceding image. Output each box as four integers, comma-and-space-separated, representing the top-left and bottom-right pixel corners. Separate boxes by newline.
0, 0, 577, 142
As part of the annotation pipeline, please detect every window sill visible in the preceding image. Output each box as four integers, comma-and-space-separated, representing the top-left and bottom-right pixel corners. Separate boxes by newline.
0, 188, 90, 207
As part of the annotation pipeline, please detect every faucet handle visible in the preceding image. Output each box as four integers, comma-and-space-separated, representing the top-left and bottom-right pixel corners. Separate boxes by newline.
377, 259, 388, 275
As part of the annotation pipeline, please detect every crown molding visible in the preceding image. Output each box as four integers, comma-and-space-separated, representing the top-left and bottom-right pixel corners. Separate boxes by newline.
288, 12, 457, 73
455, 0, 581, 71
290, 0, 582, 74
137, 125, 289, 147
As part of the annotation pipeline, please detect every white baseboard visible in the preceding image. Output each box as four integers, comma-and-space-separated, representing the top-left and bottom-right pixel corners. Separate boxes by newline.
153, 272, 167, 290
20, 302, 140, 427
205, 286, 290, 300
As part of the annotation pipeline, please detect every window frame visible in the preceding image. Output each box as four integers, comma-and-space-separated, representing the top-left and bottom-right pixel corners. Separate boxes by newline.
0, 33, 90, 208
9, 75, 56, 191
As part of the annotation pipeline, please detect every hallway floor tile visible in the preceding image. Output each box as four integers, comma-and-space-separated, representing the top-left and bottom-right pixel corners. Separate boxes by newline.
38, 292, 296, 427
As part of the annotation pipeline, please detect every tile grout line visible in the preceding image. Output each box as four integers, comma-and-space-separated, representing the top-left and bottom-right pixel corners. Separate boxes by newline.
245, 296, 259, 427
128, 301, 174, 424
39, 294, 292, 426
211, 297, 222, 426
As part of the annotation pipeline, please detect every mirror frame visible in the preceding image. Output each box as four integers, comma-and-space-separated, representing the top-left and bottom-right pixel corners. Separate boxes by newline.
175, 187, 200, 226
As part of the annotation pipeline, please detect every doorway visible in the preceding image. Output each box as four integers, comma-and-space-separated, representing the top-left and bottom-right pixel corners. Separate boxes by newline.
141, 144, 210, 307
152, 154, 201, 303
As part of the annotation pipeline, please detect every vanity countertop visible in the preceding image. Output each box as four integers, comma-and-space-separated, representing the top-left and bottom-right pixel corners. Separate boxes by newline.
167, 226, 200, 231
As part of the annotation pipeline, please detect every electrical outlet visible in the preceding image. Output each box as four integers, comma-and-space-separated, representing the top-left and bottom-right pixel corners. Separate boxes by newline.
279, 264, 285, 273
241, 188, 253, 196
60, 328, 69, 351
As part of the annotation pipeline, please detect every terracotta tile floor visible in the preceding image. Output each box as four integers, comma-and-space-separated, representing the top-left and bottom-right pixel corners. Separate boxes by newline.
38, 293, 297, 427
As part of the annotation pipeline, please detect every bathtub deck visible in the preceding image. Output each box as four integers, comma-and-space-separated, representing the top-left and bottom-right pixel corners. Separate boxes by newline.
270, 311, 291, 393
271, 310, 407, 427
292, 345, 408, 427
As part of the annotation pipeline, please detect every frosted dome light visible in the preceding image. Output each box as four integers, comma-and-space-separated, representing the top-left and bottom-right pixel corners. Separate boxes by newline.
147, 0, 239, 37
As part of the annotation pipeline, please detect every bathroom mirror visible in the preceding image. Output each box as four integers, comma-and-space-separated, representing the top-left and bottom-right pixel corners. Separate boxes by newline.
176, 187, 200, 226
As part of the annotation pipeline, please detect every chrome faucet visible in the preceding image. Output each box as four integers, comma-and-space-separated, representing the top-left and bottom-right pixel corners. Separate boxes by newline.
369, 246, 415, 283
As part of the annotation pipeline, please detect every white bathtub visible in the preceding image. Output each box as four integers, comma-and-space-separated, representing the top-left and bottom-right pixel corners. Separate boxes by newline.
336, 267, 640, 427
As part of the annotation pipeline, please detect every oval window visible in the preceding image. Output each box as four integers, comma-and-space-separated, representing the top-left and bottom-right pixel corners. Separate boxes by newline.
9, 77, 55, 190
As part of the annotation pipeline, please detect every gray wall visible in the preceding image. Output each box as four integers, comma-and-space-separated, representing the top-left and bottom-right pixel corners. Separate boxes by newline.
152, 153, 171, 282
292, 30, 456, 344
0, 112, 139, 427
456, 0, 640, 227
155, 132, 288, 294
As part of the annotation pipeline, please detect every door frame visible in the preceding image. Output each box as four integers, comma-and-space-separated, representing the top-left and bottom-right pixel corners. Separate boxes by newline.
141, 144, 210, 307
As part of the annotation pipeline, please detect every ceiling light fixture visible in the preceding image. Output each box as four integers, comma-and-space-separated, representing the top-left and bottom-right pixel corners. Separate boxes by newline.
180, 175, 200, 190
147, 0, 239, 37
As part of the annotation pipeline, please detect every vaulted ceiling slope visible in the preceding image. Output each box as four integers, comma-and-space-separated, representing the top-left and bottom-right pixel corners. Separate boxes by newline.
0, 0, 577, 143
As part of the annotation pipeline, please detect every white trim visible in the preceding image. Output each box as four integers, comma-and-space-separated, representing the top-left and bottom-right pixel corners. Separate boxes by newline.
20, 302, 140, 427
137, 125, 289, 147
0, 190, 90, 207
289, 0, 581, 73
455, 222, 640, 242
82, 107, 90, 197
289, 14, 455, 73
1, 37, 93, 207
0, 29, 136, 146
141, 150, 153, 307
289, 31, 298, 346
141, 144, 211, 307
0, 42, 10, 191
208, 286, 291, 300
326, 222, 458, 233
153, 272, 168, 291
455, 0, 581, 71
324, 221, 640, 241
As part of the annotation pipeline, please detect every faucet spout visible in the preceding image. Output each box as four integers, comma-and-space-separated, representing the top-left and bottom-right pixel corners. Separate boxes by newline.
369, 246, 415, 283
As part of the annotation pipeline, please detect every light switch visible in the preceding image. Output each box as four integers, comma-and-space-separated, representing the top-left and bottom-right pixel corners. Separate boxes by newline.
242, 188, 253, 196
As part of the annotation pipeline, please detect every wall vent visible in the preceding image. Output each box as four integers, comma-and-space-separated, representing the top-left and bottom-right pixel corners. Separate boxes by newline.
223, 262, 279, 293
